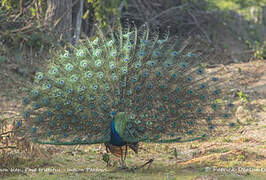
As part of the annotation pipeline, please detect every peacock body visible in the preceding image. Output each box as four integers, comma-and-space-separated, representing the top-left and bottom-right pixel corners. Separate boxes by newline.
16, 23, 236, 168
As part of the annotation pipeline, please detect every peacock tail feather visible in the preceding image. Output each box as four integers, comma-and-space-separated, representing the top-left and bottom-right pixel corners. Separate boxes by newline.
16, 23, 236, 145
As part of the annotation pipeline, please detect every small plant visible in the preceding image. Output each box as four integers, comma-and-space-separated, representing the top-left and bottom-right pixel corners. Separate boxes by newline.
222, 137, 232, 142
236, 154, 246, 161
240, 137, 250, 142
190, 143, 199, 149
246, 40, 266, 59
237, 91, 248, 102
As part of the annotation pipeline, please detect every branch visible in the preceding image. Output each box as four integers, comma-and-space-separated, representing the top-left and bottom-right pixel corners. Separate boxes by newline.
147, 4, 189, 23
0, 131, 14, 136
187, 10, 212, 44
0, 146, 17, 149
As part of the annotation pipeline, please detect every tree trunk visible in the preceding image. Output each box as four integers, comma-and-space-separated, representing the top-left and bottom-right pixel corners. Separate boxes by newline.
73, 0, 84, 46
263, 6, 266, 42
45, 0, 72, 42
263, 6, 266, 26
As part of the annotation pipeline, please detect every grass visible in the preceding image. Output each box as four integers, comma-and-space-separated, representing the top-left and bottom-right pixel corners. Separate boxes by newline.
1, 141, 265, 179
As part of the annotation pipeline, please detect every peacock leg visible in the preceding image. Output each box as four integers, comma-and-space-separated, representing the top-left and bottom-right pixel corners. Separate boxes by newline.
120, 145, 128, 169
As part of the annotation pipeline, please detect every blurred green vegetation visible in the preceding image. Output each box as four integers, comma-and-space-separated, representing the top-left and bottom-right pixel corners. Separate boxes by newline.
85, 0, 127, 27
0, 0, 265, 59
206, 0, 266, 20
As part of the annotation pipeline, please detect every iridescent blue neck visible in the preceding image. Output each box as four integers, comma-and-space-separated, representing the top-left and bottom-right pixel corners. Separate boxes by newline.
110, 119, 126, 146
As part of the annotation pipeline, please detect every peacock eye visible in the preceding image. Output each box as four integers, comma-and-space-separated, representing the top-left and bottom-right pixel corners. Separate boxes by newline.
63, 51, 69, 58
76, 49, 84, 57
32, 90, 39, 96
85, 71, 93, 78
68, 89, 73, 93
90, 95, 95, 100
228, 103, 234, 108
146, 121, 152, 125
211, 104, 217, 110
36, 72, 43, 80
143, 72, 148, 77
121, 81, 126, 87
57, 79, 64, 85
81, 86, 86, 91
110, 50, 117, 57
147, 83, 152, 88
109, 62, 116, 69
172, 51, 178, 56
115, 90, 120, 95
94, 49, 101, 56
95, 60, 103, 67
211, 77, 218, 81
78, 106, 83, 111
107, 40, 113, 46
138, 51, 144, 57
70, 75, 79, 82
51, 68, 58, 74
135, 62, 141, 68
33, 103, 40, 109
22, 97, 29, 104
123, 57, 129, 62
98, 72, 104, 79
127, 90, 132, 96
80, 60, 88, 68
224, 114, 229, 118
92, 85, 98, 90
197, 68, 203, 74
102, 96, 107, 101
122, 67, 127, 73
112, 73, 118, 81
130, 114, 136, 119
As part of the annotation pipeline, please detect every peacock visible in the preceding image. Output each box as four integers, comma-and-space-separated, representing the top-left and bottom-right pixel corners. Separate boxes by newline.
15, 22, 236, 169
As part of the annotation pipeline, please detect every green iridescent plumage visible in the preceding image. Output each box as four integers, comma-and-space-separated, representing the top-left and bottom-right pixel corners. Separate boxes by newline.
16, 23, 236, 147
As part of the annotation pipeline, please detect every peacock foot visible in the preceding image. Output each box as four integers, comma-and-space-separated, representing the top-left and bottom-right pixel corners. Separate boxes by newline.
118, 160, 128, 170
133, 158, 154, 170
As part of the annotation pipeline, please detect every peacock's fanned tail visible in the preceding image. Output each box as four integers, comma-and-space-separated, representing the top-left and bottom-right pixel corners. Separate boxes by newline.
16, 23, 236, 145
